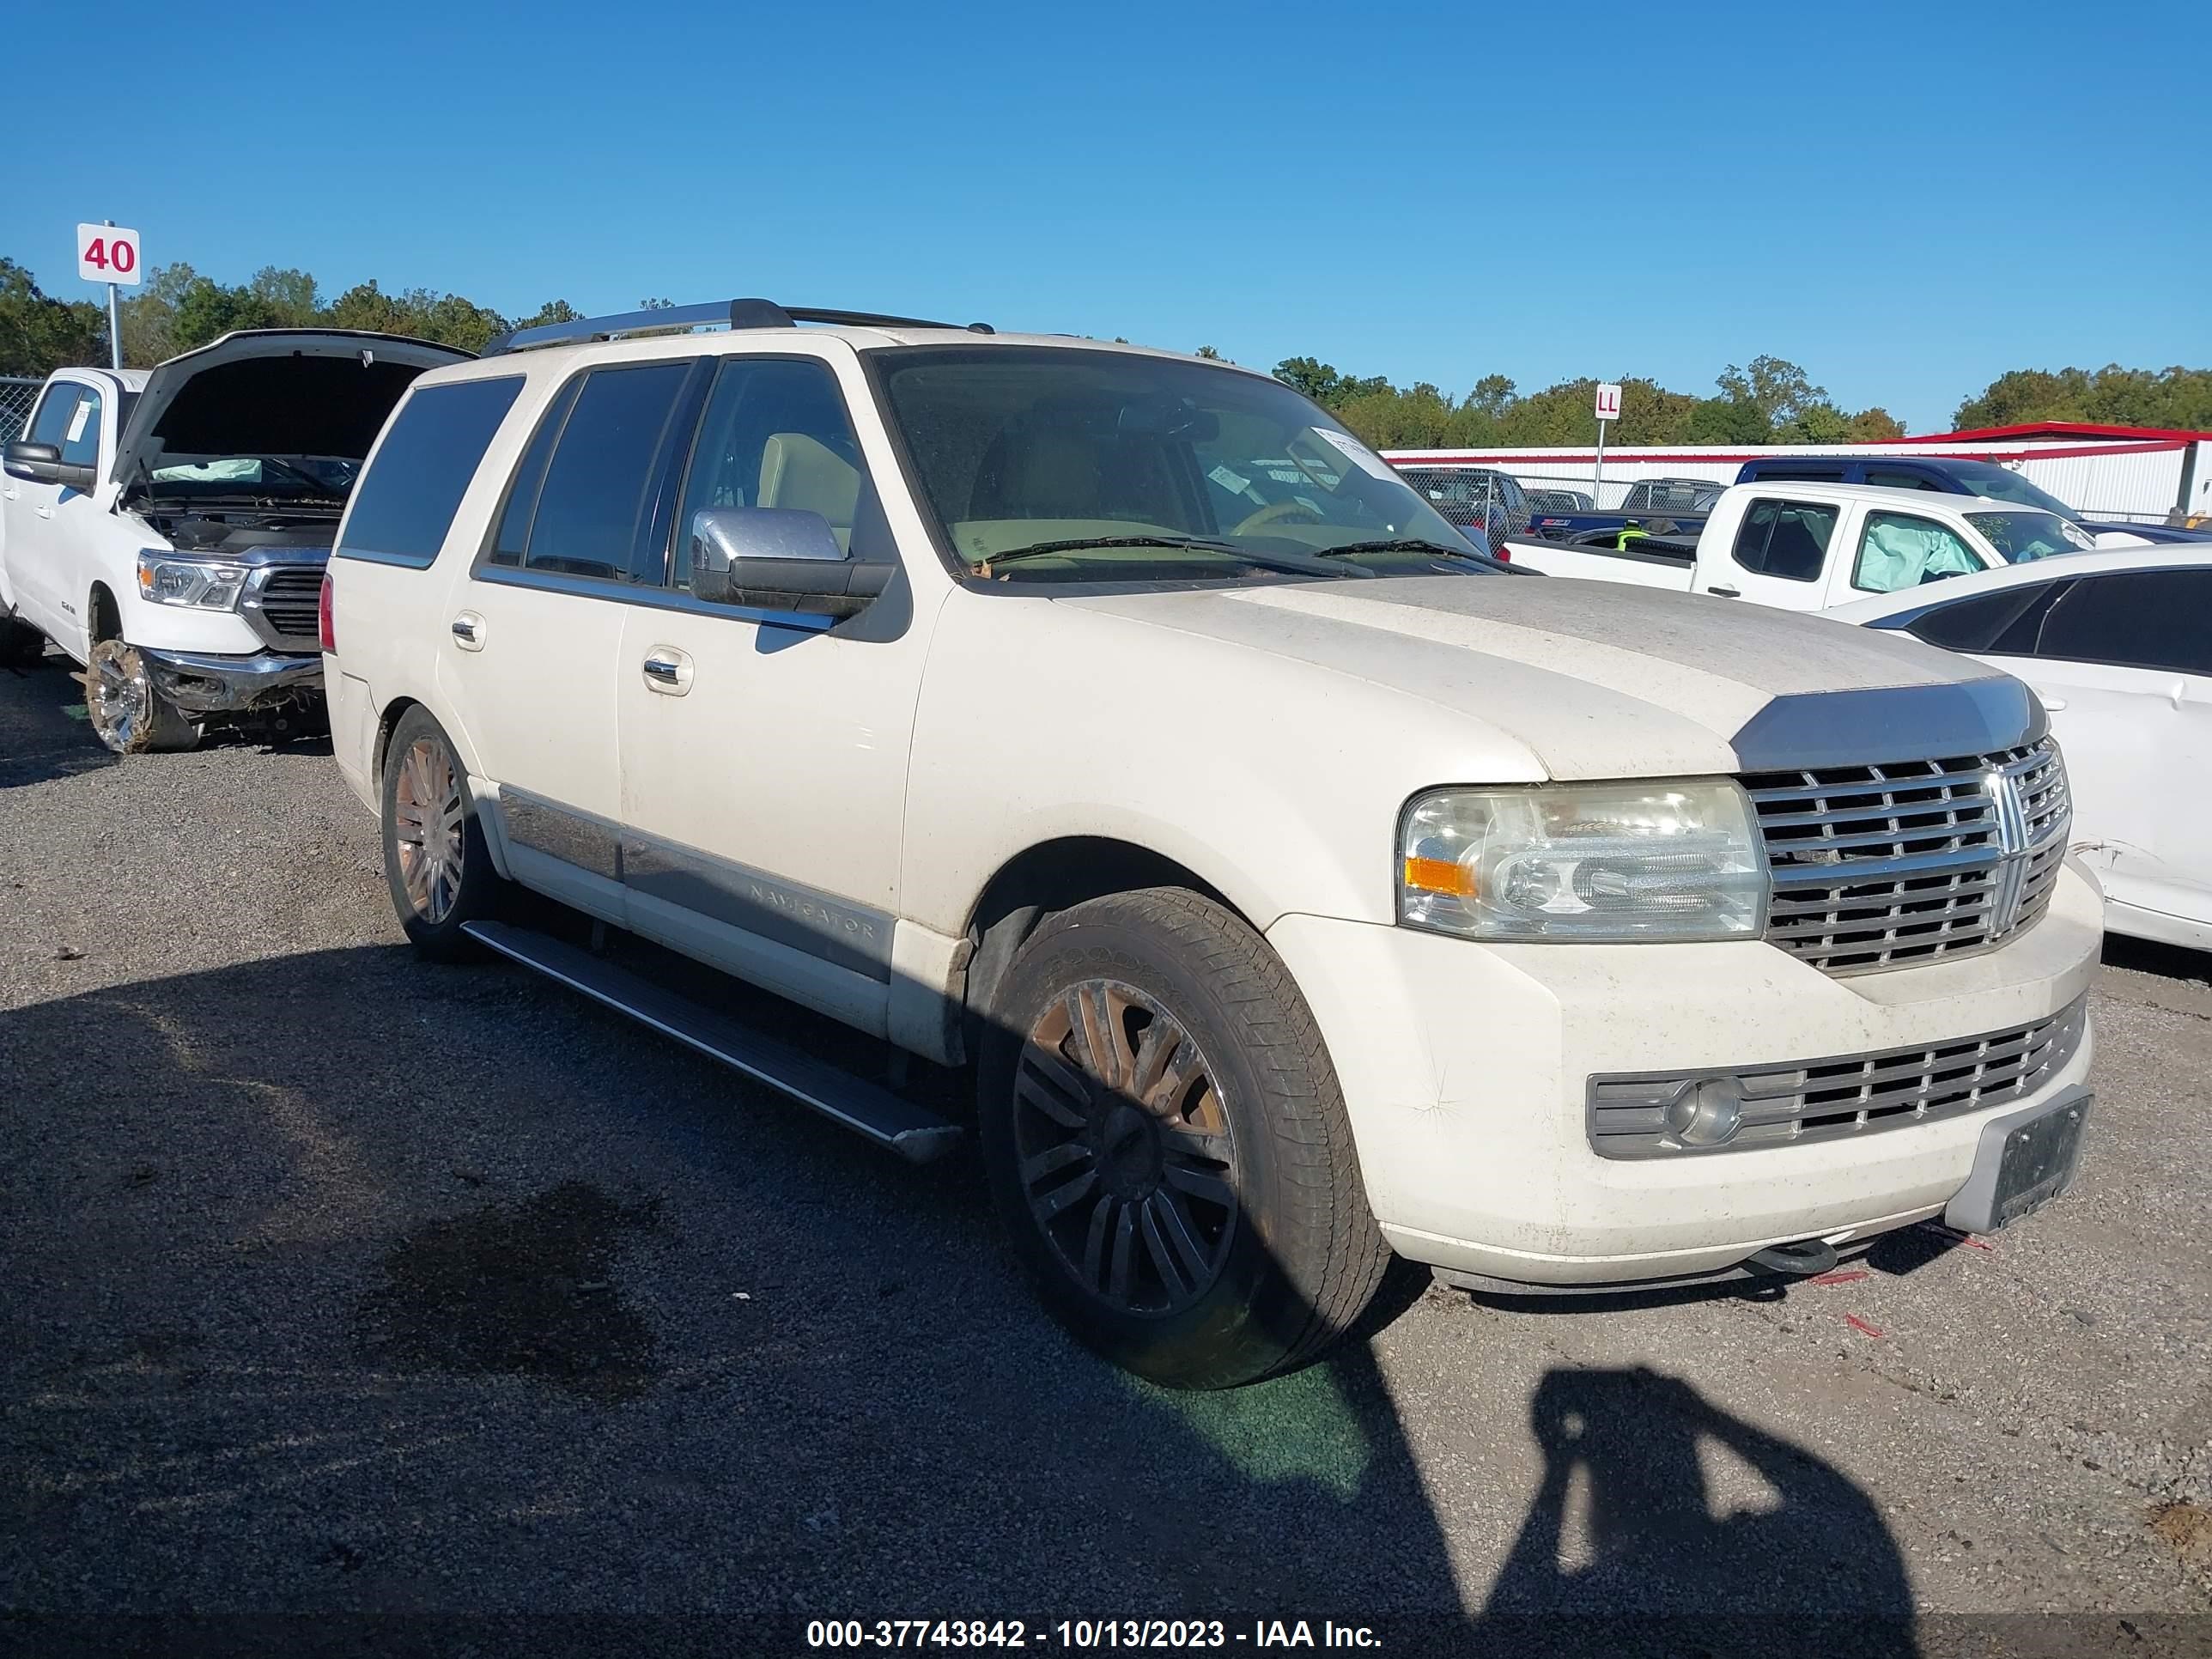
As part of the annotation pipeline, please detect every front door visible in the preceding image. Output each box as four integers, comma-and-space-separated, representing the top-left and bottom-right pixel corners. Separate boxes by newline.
2, 380, 99, 646
614, 351, 938, 1036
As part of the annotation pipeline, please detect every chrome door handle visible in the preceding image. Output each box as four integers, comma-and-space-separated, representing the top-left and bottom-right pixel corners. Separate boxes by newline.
450, 612, 485, 651
641, 649, 692, 695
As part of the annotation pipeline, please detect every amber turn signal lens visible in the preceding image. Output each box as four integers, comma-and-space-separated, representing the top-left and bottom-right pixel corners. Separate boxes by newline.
1402, 854, 1476, 899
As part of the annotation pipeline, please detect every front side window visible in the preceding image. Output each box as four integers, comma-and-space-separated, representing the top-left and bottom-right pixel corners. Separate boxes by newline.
1730, 498, 1837, 581
518, 362, 695, 584
2035, 570, 2212, 676
873, 346, 1487, 582
673, 356, 883, 588
339, 377, 524, 568
55, 386, 102, 468
1851, 511, 1981, 592
27, 385, 87, 451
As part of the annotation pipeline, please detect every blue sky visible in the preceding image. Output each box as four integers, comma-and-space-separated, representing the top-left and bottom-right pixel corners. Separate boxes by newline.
4, 0, 2205, 431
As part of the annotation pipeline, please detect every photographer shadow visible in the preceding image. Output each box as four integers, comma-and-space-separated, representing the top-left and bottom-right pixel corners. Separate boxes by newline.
1481, 1364, 1919, 1657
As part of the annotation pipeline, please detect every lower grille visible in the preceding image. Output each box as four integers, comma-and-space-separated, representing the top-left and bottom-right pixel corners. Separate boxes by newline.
1747, 739, 2070, 976
246, 563, 326, 648
1589, 995, 2088, 1158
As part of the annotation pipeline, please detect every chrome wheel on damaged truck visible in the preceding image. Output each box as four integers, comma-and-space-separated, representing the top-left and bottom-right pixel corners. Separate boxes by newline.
82, 638, 198, 754
979, 888, 1390, 1389
380, 707, 503, 959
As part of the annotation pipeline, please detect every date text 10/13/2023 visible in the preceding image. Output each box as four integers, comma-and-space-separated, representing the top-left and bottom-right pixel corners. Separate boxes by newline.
805, 1620, 1382, 1649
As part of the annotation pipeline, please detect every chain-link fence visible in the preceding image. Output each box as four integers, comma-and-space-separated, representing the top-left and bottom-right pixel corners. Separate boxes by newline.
0, 376, 40, 445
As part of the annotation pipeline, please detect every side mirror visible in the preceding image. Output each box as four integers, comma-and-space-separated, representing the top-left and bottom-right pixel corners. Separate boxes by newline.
3, 441, 97, 490
688, 507, 893, 618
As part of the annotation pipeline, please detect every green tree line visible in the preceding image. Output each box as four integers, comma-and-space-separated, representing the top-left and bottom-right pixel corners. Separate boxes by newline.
7, 254, 2208, 444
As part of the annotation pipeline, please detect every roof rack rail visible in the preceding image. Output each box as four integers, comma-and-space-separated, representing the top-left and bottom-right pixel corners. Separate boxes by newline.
481, 299, 994, 356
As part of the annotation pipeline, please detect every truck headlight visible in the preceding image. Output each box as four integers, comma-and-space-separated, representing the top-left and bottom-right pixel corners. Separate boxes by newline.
137, 553, 249, 611
1398, 781, 1769, 942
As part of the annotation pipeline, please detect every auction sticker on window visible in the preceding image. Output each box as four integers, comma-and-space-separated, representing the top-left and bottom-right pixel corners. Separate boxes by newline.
1308, 427, 1397, 482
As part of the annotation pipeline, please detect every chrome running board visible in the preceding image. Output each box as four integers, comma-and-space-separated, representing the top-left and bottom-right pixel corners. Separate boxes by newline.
463, 919, 963, 1164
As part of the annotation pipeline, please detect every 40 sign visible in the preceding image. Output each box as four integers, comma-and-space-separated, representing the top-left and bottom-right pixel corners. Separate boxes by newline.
77, 223, 143, 286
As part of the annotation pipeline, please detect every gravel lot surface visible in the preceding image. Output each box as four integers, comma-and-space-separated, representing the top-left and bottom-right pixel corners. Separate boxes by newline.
3, 651, 2209, 1657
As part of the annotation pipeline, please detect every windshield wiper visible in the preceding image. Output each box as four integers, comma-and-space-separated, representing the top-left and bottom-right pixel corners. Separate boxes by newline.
1313, 538, 1496, 563
975, 536, 1368, 578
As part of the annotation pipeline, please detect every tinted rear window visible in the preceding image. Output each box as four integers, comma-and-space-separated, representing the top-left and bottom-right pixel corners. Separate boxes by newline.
337, 378, 524, 568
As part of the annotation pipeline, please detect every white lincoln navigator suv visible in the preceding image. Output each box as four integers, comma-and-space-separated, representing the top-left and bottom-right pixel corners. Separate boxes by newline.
324, 301, 2100, 1387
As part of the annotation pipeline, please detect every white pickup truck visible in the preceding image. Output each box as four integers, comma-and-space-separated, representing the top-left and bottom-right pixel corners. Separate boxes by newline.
1501, 480, 2094, 612
1, 330, 465, 751
325, 302, 2100, 1388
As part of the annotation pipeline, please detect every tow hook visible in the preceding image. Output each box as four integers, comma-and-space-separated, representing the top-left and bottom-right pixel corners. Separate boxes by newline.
1745, 1237, 1839, 1278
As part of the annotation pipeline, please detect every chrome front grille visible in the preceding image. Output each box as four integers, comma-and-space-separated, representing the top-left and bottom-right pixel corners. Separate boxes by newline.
1745, 739, 2069, 976
249, 564, 325, 647
1589, 995, 2088, 1158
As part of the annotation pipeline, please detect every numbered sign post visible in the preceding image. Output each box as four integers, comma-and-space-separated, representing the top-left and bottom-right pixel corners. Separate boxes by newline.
1592, 381, 1623, 505
76, 222, 142, 371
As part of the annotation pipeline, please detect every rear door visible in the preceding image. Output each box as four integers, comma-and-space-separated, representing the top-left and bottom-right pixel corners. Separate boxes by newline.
448, 356, 706, 925
1705, 494, 1841, 607
2006, 570, 2212, 928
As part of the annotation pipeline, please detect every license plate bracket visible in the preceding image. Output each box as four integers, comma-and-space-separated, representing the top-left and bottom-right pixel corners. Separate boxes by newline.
1943, 1085, 2093, 1236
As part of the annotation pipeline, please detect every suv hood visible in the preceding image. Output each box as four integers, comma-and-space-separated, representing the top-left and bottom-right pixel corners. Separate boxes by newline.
1061, 575, 2036, 779
111, 329, 471, 488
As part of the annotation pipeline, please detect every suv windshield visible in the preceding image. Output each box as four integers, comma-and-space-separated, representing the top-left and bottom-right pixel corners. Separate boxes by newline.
1965, 509, 2089, 563
1944, 461, 2078, 520
873, 347, 1490, 580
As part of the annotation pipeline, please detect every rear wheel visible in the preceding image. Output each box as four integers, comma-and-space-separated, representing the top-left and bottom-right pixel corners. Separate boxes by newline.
83, 639, 199, 754
380, 707, 503, 959
979, 888, 1389, 1389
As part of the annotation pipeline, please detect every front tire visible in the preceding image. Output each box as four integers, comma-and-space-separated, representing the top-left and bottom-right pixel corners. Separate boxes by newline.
83, 639, 199, 753
979, 888, 1390, 1389
380, 708, 502, 960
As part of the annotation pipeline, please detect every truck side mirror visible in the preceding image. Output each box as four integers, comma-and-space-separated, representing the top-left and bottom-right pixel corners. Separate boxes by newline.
687, 507, 893, 620
3, 441, 97, 491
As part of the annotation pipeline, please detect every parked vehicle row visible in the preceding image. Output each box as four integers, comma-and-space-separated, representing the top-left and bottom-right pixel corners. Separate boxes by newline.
6, 307, 2114, 1390
1734, 453, 2212, 547
0, 331, 465, 750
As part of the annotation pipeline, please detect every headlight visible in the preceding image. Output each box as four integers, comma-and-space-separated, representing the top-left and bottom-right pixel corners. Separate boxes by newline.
137, 552, 249, 611
1398, 781, 1769, 942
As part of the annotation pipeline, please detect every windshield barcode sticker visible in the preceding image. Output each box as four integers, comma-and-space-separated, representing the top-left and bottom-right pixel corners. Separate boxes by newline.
1207, 465, 1251, 495
66, 399, 93, 444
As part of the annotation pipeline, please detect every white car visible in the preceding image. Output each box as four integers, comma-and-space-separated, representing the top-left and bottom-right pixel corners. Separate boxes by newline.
1830, 549, 2212, 952
1501, 480, 2094, 611
324, 301, 2100, 1386
0, 330, 465, 751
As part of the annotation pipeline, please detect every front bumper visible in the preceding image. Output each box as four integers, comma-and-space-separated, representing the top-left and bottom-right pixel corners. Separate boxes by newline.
1266, 859, 2104, 1287
142, 647, 323, 714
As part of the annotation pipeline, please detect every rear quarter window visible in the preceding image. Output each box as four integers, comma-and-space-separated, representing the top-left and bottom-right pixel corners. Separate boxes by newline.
337, 377, 526, 568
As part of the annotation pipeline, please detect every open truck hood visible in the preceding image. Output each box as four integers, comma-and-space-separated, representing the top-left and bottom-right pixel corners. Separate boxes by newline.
110, 329, 471, 489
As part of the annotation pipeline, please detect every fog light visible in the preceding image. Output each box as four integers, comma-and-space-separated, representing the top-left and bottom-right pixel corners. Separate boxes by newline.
1665, 1078, 1744, 1146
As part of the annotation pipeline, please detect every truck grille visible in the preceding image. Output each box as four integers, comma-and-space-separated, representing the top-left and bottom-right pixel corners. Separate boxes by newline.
246, 563, 326, 648
1744, 739, 2069, 976
1589, 994, 2087, 1158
